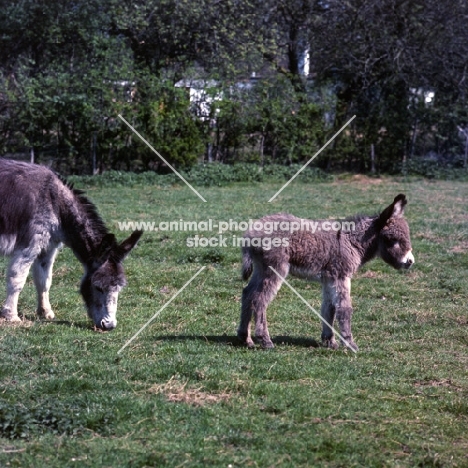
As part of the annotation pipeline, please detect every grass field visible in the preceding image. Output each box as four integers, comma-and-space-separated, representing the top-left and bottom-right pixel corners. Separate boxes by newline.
1, 175, 467, 467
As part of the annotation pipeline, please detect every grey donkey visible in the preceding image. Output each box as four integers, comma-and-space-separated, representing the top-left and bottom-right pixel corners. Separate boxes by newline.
238, 194, 414, 351
0, 158, 142, 329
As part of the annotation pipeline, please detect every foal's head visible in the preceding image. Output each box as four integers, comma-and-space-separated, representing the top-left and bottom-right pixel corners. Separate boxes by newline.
80, 230, 142, 330
377, 194, 414, 270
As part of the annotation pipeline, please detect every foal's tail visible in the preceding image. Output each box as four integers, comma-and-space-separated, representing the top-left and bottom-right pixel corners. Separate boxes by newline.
241, 247, 253, 281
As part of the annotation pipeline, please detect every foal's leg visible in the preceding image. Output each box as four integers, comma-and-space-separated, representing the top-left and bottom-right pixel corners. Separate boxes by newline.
33, 246, 59, 320
320, 279, 338, 349
330, 277, 358, 351
238, 271, 259, 348
1, 251, 36, 321
239, 263, 287, 349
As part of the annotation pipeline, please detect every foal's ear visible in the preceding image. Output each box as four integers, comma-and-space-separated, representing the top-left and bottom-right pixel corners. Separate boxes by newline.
378, 194, 407, 226
115, 230, 143, 262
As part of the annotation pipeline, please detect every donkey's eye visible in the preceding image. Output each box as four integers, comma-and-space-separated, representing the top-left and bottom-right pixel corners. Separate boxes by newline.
95, 286, 104, 293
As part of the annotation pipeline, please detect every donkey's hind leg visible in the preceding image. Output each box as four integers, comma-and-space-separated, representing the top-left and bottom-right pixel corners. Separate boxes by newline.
238, 263, 286, 349
238, 276, 257, 348
33, 246, 59, 320
238, 266, 266, 348
1, 251, 36, 322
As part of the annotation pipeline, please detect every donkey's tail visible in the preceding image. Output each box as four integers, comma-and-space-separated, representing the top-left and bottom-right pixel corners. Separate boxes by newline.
241, 247, 253, 281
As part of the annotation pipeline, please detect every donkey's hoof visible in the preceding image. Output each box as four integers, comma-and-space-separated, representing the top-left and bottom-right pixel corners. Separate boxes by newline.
37, 308, 55, 320
0, 309, 22, 322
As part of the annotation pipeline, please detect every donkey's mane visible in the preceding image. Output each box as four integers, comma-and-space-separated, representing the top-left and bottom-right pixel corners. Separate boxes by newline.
74, 188, 110, 237
57, 173, 110, 239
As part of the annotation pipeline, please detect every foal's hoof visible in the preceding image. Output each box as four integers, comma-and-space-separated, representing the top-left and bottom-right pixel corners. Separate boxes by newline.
255, 336, 275, 349
341, 339, 359, 352
322, 338, 339, 350
237, 332, 255, 348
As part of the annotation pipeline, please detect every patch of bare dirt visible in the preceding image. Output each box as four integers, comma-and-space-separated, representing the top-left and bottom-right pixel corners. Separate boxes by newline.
350, 174, 385, 185
333, 174, 386, 187
450, 241, 468, 254
0, 317, 34, 328
148, 376, 232, 406
358, 270, 382, 279
414, 379, 462, 392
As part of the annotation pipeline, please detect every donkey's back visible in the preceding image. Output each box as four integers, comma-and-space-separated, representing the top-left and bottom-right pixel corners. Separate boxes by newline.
0, 158, 62, 256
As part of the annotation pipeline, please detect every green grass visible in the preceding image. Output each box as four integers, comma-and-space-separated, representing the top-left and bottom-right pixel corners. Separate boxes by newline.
1, 175, 468, 467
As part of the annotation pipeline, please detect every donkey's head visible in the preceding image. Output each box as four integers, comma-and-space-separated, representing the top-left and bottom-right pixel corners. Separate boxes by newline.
80, 230, 142, 330
377, 194, 414, 270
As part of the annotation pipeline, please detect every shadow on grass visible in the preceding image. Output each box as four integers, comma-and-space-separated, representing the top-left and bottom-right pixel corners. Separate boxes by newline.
0, 317, 92, 331
32, 319, 96, 331
152, 334, 320, 348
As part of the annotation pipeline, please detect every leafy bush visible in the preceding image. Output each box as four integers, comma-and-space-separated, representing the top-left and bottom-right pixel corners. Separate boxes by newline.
68, 170, 177, 188
262, 164, 333, 182
400, 158, 468, 180
143, 82, 207, 169
181, 163, 263, 186
68, 163, 332, 188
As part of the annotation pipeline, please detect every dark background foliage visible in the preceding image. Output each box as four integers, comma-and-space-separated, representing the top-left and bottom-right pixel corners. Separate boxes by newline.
1, 0, 467, 175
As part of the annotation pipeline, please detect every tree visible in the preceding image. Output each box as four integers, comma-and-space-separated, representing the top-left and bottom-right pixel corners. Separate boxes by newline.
310, 0, 468, 169
140, 80, 207, 170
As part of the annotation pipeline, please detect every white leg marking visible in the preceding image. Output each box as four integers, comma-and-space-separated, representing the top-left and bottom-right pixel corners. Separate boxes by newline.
1, 251, 36, 321
33, 247, 59, 320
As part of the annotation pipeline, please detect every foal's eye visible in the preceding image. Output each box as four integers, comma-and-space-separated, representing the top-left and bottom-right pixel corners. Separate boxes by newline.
385, 238, 399, 247
95, 286, 104, 293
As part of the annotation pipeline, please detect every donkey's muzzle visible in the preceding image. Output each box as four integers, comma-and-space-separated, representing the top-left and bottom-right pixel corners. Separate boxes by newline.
100, 318, 117, 330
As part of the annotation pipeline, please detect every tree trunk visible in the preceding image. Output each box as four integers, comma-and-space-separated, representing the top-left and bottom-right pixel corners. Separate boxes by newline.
370, 144, 376, 174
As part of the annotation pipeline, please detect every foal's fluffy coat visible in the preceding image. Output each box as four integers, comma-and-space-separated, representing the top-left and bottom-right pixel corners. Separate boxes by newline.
238, 194, 414, 350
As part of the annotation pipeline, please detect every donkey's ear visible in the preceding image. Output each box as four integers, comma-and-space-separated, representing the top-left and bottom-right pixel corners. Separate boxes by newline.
115, 230, 143, 262
378, 194, 407, 226
98, 233, 117, 257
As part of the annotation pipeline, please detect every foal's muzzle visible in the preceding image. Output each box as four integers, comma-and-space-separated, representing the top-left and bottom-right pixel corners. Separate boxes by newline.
402, 251, 415, 269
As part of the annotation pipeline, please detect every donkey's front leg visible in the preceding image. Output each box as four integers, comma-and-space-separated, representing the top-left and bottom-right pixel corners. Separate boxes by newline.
1, 252, 35, 322
33, 246, 59, 320
333, 277, 358, 351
